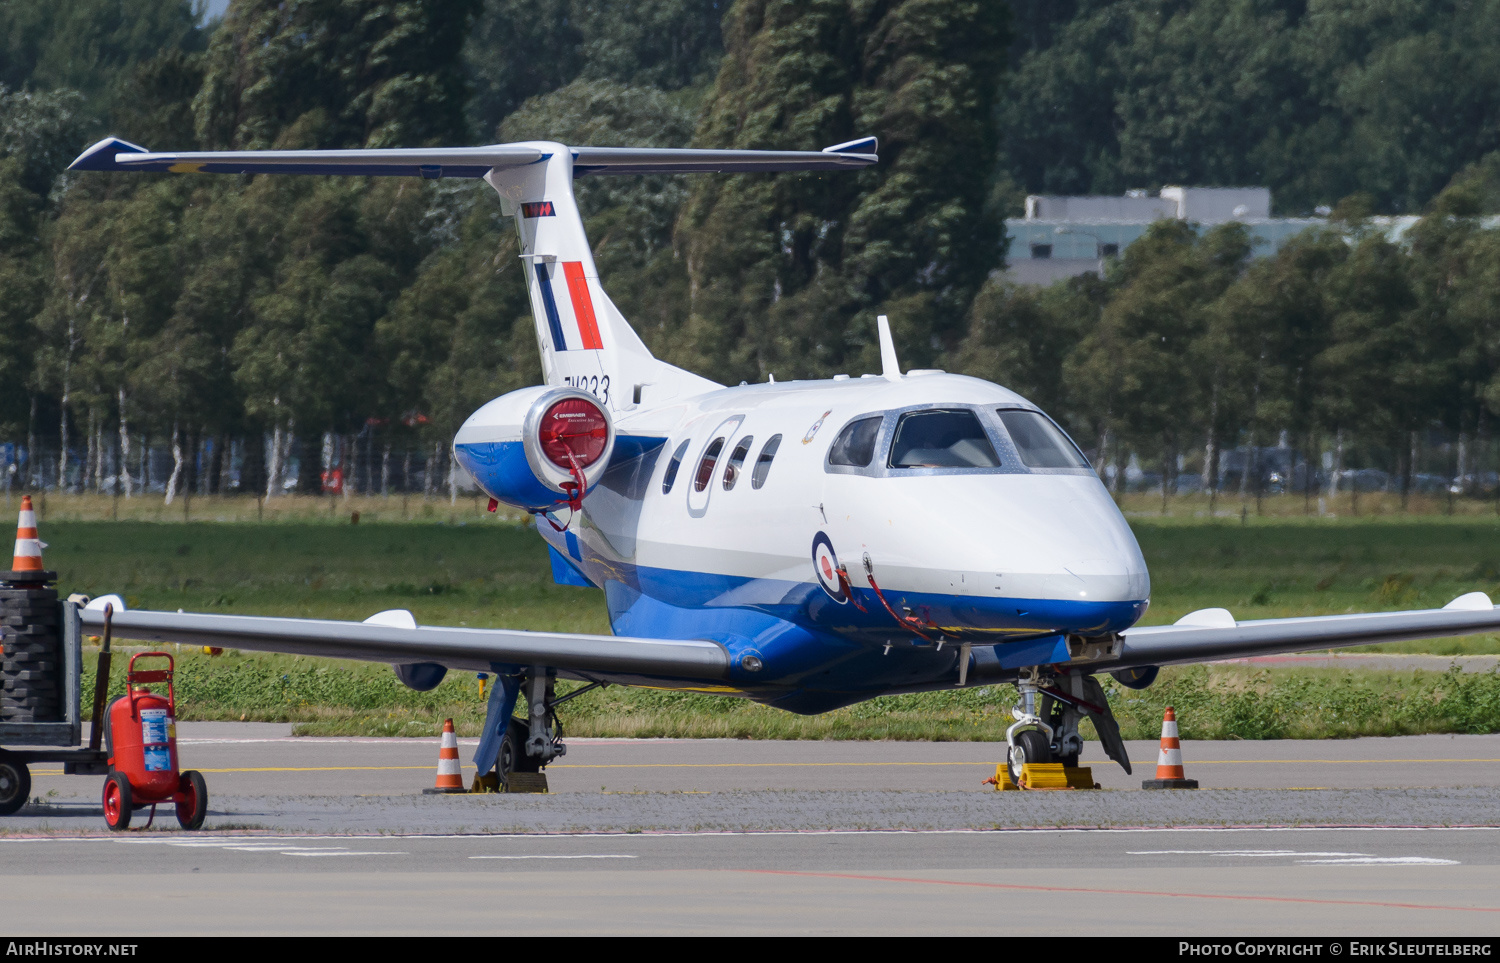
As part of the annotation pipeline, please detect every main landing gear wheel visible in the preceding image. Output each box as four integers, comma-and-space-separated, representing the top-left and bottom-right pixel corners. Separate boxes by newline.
0, 751, 31, 816
497, 717, 542, 786
176, 770, 207, 831
102, 772, 132, 831
1008, 730, 1052, 787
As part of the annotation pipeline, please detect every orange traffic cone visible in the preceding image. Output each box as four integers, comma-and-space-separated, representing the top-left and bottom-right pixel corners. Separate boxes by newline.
421, 719, 467, 794
1142, 706, 1198, 789
5, 495, 52, 582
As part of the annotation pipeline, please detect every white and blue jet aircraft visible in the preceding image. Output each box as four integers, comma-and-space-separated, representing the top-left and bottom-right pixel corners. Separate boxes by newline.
68, 134, 1500, 786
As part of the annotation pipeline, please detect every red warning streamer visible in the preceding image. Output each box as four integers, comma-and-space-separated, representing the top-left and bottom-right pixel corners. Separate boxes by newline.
862, 554, 935, 642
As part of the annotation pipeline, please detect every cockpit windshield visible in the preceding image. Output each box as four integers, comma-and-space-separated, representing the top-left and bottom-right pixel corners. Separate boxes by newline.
997, 409, 1090, 468
888, 409, 999, 469
828, 417, 882, 467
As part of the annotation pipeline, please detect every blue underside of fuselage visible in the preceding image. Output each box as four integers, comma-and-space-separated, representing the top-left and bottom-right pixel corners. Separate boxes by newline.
555, 539, 1146, 712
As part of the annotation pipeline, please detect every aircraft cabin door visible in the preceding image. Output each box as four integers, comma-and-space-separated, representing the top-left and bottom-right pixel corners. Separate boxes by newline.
686, 415, 743, 518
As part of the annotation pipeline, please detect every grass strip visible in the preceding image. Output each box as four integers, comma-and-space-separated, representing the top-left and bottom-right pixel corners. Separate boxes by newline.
42, 513, 1500, 737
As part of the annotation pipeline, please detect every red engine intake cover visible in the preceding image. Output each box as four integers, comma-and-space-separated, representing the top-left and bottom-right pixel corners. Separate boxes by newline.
538, 397, 609, 471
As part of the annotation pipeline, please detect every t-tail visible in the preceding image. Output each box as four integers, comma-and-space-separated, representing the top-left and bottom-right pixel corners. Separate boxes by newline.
67, 134, 879, 414
483, 143, 718, 413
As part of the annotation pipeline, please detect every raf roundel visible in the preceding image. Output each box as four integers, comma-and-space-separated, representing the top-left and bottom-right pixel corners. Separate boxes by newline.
811, 532, 848, 604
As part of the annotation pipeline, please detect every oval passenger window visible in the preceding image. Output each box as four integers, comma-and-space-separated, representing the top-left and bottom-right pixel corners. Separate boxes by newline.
751, 435, 782, 489
723, 435, 753, 490
661, 439, 690, 494
694, 438, 725, 492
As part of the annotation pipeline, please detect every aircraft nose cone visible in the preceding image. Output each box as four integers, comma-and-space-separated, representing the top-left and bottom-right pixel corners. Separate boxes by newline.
989, 476, 1148, 602
1062, 556, 1151, 605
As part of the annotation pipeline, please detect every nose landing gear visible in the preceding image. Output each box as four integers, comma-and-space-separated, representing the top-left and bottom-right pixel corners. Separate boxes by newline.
1004, 665, 1132, 787
1006, 667, 1054, 785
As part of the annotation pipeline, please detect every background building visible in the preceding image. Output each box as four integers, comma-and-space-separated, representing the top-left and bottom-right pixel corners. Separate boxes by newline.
1005, 187, 1326, 285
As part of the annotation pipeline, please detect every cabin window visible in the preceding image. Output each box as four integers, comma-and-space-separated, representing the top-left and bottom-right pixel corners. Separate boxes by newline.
888, 409, 999, 468
661, 439, 690, 494
997, 409, 1090, 468
723, 435, 753, 490
827, 417, 882, 468
694, 437, 725, 492
751, 434, 782, 489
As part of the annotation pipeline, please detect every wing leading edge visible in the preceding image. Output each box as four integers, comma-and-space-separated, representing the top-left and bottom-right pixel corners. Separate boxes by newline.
1101, 594, 1500, 671
87, 595, 1500, 692
82, 609, 729, 686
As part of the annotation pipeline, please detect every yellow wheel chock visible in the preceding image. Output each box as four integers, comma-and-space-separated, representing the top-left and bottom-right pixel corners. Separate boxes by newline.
469, 771, 549, 794
984, 763, 1100, 791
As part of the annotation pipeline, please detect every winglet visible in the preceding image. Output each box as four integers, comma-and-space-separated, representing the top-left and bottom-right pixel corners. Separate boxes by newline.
877, 314, 900, 381
824, 136, 878, 156
68, 137, 150, 172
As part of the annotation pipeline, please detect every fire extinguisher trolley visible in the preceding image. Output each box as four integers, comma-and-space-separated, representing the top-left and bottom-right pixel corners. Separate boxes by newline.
102, 651, 207, 830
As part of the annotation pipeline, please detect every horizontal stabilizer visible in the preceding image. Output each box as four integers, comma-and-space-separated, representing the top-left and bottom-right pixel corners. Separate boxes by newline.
570, 142, 877, 176
68, 138, 878, 180
83, 608, 729, 684
70, 141, 546, 179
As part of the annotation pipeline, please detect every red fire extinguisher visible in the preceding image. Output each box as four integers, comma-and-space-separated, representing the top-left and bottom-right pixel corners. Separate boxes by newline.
102, 652, 207, 831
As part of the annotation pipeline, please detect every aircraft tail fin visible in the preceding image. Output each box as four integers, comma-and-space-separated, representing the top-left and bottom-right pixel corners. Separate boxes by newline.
484, 140, 876, 414
486, 146, 720, 413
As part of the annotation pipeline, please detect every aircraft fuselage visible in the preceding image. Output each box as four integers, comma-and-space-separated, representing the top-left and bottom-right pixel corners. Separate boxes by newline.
459, 371, 1150, 713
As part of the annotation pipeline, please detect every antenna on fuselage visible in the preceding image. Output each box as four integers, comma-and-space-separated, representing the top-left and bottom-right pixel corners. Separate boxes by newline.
877, 315, 901, 382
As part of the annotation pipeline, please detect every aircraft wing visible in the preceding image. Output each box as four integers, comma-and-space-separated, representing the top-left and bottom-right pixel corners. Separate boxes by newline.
83, 594, 1497, 696
67, 136, 878, 179
80, 608, 729, 685
1103, 594, 1500, 671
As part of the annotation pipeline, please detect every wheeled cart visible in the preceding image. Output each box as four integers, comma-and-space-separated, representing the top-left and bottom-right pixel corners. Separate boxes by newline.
0, 598, 108, 816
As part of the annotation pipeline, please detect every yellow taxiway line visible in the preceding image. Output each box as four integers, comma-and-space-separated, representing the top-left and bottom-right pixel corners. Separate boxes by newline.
549, 758, 1500, 769
30, 766, 435, 775
27, 758, 1500, 776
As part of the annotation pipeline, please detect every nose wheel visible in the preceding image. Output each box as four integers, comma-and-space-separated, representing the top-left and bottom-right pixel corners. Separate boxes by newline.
1007, 729, 1052, 786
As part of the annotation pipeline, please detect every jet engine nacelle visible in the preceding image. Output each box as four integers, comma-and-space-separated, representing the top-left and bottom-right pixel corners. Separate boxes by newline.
452, 385, 616, 513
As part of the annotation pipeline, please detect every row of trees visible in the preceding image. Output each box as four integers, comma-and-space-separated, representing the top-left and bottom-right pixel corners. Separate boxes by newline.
0, 0, 524, 496
3, 1, 1500, 502
956, 177, 1500, 503
0, 0, 1009, 499
999, 0, 1500, 216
